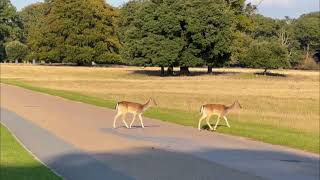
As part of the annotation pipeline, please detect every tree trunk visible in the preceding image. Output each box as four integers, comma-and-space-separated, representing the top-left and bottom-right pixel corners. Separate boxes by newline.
167, 66, 174, 76
305, 44, 310, 61
179, 66, 190, 76
207, 65, 213, 73
160, 66, 165, 76
263, 68, 268, 75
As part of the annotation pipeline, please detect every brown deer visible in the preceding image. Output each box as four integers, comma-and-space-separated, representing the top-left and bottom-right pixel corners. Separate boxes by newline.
198, 100, 242, 131
113, 98, 157, 129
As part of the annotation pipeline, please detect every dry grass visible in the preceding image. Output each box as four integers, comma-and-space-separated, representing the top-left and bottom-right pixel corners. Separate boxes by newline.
1, 64, 319, 134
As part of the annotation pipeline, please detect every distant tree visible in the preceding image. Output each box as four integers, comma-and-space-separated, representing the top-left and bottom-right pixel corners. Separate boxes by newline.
229, 1, 256, 66
33, 0, 121, 65
0, 0, 23, 61
186, 0, 235, 73
20, 2, 46, 35
294, 12, 320, 61
19, 2, 47, 62
230, 31, 253, 66
118, 0, 182, 75
240, 40, 290, 74
5, 41, 28, 62
251, 15, 281, 39
275, 19, 303, 67
119, 0, 234, 75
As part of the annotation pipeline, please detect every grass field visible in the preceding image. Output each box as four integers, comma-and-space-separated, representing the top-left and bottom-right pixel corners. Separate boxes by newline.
1, 64, 319, 153
0, 124, 61, 180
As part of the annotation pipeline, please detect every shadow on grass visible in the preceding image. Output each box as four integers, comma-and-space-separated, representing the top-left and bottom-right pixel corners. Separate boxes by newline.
1, 165, 62, 180
254, 72, 287, 77
130, 69, 239, 77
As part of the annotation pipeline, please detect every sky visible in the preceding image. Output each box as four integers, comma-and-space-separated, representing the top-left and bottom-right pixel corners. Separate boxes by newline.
11, 0, 320, 19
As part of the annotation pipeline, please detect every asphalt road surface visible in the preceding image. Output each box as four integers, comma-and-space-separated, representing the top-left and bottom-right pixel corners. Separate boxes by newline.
1, 84, 319, 180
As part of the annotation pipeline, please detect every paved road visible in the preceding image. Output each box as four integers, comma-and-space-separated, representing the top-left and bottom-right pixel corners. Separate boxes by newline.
1, 84, 319, 180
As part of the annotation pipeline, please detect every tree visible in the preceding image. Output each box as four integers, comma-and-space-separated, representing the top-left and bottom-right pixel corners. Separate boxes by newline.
119, 0, 185, 75
186, 0, 235, 73
276, 18, 303, 67
19, 2, 47, 62
294, 12, 320, 61
0, 0, 23, 61
229, 1, 256, 67
32, 0, 121, 65
251, 15, 281, 39
240, 40, 290, 74
20, 2, 46, 35
119, 0, 235, 75
230, 31, 253, 66
5, 41, 28, 62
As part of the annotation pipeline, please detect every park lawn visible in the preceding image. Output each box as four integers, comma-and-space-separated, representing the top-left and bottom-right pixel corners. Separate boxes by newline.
1, 65, 318, 134
0, 124, 62, 180
1, 78, 319, 154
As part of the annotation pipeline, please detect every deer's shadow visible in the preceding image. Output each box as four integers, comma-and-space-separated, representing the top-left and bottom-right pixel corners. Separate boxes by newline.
202, 124, 229, 130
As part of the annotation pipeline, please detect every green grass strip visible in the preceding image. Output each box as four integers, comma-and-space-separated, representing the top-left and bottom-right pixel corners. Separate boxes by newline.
0, 124, 62, 180
1, 79, 319, 154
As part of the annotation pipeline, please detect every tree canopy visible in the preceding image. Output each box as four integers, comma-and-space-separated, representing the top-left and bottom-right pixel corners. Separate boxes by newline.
5, 40, 28, 62
2, 0, 319, 73
119, 0, 236, 75
0, 0, 23, 61
240, 40, 290, 73
293, 12, 320, 60
28, 0, 121, 64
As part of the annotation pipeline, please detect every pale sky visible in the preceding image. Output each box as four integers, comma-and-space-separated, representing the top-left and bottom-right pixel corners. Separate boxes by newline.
11, 0, 320, 19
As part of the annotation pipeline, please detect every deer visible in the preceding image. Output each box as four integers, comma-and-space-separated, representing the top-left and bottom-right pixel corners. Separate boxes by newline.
113, 98, 157, 129
198, 100, 242, 131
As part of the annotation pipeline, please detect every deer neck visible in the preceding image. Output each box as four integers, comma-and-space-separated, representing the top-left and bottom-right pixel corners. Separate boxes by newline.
226, 102, 236, 113
142, 99, 152, 112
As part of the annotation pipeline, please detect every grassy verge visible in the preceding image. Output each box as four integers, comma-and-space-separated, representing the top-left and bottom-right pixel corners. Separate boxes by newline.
0, 124, 62, 180
1, 79, 319, 154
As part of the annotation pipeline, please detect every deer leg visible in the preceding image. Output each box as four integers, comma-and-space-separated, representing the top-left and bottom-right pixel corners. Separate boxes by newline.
129, 114, 137, 128
198, 114, 206, 130
113, 113, 121, 128
223, 116, 231, 128
122, 113, 129, 128
213, 115, 220, 131
206, 116, 214, 130
138, 114, 145, 128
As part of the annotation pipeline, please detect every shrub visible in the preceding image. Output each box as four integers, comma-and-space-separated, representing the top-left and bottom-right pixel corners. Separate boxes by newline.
5, 41, 28, 62
240, 40, 290, 74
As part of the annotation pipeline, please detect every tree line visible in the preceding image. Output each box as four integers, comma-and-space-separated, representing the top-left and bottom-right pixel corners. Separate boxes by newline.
1, 0, 319, 75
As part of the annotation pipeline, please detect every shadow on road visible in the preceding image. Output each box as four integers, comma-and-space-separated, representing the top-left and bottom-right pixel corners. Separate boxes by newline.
2, 108, 319, 180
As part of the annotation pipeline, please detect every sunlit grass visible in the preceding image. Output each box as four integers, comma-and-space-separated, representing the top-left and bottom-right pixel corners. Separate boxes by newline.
1, 64, 319, 153
0, 124, 61, 180
1, 79, 319, 153
1, 64, 318, 133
